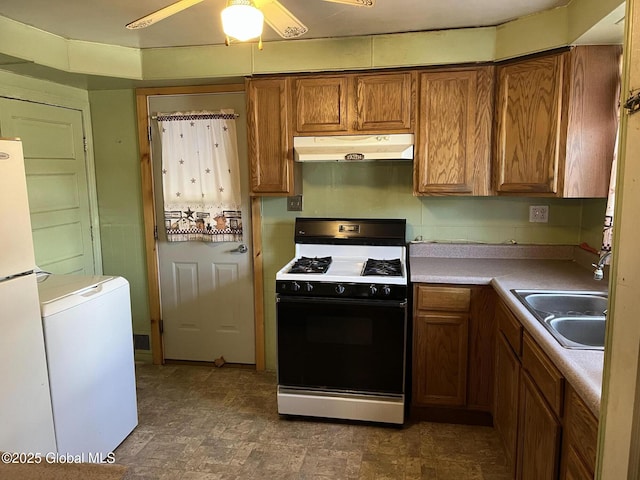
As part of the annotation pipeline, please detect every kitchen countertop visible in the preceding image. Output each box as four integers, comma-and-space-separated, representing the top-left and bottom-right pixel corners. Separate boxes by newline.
409, 243, 607, 416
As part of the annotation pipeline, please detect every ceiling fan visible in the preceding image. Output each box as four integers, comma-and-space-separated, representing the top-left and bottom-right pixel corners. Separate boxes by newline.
126, 0, 375, 44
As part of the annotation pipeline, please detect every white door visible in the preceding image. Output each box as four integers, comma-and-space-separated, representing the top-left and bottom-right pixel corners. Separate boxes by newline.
149, 92, 255, 364
0, 98, 97, 274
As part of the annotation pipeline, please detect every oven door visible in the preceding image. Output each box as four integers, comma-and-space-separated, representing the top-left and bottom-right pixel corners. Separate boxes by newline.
276, 295, 407, 395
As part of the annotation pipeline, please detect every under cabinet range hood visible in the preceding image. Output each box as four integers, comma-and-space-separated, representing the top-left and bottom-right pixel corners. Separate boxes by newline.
293, 134, 414, 162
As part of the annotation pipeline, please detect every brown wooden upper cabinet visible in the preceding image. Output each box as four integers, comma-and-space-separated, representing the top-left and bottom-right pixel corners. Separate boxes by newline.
354, 72, 414, 131
494, 46, 621, 197
414, 67, 494, 196
246, 77, 296, 195
292, 75, 349, 133
291, 71, 415, 135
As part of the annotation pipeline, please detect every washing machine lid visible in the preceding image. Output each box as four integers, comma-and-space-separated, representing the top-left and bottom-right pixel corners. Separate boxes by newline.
36, 273, 116, 305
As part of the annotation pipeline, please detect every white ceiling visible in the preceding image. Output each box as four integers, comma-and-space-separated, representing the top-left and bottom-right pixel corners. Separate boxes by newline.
0, 0, 578, 49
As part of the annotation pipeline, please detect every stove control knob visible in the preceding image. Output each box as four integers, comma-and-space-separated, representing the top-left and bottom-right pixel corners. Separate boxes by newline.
381, 285, 392, 296
305, 282, 314, 293
291, 281, 301, 292
335, 284, 346, 295
369, 285, 378, 295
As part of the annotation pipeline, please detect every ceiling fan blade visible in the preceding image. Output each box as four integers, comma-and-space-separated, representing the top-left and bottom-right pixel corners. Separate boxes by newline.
322, 0, 375, 6
126, 0, 206, 29
254, 0, 308, 38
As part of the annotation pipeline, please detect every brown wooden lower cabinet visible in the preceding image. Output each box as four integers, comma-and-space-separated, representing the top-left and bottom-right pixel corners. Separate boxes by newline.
413, 293, 600, 480
494, 332, 520, 477
560, 386, 598, 479
563, 445, 594, 480
412, 284, 496, 423
413, 311, 469, 406
467, 286, 498, 410
492, 299, 599, 480
517, 371, 562, 480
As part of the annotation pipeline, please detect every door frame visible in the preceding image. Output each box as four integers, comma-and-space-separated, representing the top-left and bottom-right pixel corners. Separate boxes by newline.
134, 84, 265, 369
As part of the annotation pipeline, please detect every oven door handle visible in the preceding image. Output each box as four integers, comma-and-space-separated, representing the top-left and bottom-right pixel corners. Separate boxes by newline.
276, 295, 406, 308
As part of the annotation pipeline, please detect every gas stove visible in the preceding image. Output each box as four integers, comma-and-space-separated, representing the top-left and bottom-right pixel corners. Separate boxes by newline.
275, 217, 408, 425
275, 218, 407, 300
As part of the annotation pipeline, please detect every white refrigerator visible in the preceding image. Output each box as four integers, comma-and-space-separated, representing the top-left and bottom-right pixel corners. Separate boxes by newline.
0, 138, 57, 453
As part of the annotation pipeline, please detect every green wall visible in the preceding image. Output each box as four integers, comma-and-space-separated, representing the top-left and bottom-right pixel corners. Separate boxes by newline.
34, 85, 605, 370
0, 0, 619, 369
581, 198, 608, 249
0, 71, 151, 361
260, 162, 604, 370
88, 89, 151, 361
0, 0, 623, 83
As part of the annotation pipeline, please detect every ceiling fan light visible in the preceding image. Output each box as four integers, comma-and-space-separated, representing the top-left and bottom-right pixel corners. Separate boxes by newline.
221, 1, 264, 42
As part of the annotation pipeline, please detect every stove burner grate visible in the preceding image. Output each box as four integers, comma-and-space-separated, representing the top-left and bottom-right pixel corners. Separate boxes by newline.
288, 256, 333, 274
362, 258, 402, 277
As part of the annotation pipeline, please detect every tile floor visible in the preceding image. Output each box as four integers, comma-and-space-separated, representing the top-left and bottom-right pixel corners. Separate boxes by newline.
116, 364, 511, 480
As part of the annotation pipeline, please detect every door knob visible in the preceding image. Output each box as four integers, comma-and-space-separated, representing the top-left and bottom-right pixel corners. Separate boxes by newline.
231, 243, 248, 254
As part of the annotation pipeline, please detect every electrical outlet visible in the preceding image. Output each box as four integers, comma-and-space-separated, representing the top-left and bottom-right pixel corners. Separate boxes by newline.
287, 195, 303, 212
529, 205, 549, 223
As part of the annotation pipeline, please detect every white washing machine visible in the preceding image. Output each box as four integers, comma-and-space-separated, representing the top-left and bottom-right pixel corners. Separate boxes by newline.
37, 273, 138, 458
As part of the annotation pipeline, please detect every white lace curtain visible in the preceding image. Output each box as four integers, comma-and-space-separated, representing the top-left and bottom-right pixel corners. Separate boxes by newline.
157, 110, 242, 242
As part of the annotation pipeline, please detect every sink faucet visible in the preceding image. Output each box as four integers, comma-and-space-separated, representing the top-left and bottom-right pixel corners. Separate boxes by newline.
593, 251, 612, 281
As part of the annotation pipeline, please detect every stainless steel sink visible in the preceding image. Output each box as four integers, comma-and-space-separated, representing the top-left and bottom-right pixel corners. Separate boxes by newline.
517, 292, 607, 318
545, 316, 606, 349
512, 290, 608, 350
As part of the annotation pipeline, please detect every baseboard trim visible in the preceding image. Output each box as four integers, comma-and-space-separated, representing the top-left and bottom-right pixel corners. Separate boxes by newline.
410, 406, 493, 426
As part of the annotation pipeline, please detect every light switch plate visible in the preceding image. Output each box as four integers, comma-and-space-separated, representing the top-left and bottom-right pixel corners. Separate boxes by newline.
529, 205, 549, 223
287, 195, 303, 211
